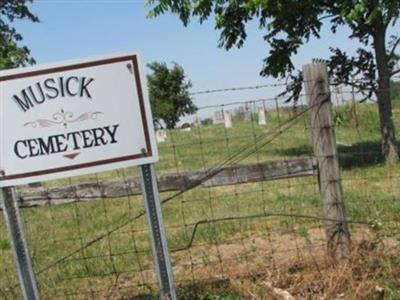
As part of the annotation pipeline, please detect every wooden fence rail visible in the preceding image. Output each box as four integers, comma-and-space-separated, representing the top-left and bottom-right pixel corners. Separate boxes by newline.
11, 157, 316, 207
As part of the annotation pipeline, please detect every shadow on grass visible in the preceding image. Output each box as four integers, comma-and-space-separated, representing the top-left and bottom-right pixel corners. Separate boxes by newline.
337, 140, 385, 169
276, 140, 386, 169
177, 278, 241, 300
130, 278, 241, 300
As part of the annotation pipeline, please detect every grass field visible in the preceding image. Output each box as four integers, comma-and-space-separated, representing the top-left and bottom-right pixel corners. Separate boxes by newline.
1, 102, 400, 299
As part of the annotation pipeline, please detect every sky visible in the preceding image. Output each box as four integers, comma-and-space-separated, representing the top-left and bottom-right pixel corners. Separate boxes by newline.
14, 0, 364, 115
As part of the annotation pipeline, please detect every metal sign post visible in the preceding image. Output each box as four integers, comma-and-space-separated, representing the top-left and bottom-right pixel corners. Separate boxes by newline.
0, 186, 40, 300
139, 164, 177, 300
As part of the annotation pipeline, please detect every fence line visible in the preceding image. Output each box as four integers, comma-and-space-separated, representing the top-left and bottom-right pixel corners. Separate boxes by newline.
18, 95, 318, 281
1, 72, 399, 299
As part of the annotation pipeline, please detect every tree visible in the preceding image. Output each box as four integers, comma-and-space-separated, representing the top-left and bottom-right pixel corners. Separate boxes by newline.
147, 62, 197, 129
147, 0, 400, 164
392, 80, 400, 101
0, 0, 38, 70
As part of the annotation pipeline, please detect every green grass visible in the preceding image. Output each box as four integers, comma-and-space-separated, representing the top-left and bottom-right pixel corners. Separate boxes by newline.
0, 103, 400, 299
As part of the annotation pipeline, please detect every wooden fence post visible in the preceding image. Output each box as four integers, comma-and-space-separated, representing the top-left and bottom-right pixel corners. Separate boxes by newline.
302, 62, 351, 263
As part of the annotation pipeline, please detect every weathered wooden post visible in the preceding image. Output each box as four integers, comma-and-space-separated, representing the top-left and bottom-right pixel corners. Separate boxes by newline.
303, 62, 351, 263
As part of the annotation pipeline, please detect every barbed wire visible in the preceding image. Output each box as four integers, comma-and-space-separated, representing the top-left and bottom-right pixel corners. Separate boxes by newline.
189, 82, 288, 95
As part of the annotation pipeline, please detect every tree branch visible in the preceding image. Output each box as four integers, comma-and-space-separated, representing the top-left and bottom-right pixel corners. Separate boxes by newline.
389, 37, 400, 59
391, 69, 400, 76
330, 78, 376, 102
331, 79, 375, 92
318, 14, 334, 21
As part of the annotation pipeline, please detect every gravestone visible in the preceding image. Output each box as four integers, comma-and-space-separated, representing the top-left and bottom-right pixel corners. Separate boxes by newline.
244, 103, 251, 122
193, 115, 201, 127
156, 129, 167, 143
258, 107, 267, 125
213, 110, 224, 125
223, 111, 232, 128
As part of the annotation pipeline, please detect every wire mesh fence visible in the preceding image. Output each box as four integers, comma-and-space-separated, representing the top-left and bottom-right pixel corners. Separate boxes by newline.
1, 76, 400, 299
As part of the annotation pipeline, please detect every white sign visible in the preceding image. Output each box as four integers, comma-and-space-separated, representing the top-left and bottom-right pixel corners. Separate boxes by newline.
0, 52, 158, 187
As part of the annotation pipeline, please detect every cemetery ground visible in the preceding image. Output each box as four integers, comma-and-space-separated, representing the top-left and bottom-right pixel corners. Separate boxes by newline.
1, 103, 400, 299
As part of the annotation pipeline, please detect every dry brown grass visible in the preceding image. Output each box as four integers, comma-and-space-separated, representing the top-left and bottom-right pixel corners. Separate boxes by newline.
230, 237, 399, 299
97, 226, 400, 299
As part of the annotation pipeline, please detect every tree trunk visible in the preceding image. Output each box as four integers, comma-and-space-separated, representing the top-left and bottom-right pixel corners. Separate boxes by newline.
373, 16, 399, 164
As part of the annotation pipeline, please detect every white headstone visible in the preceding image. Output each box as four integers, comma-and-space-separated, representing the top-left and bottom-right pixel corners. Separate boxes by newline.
213, 110, 224, 124
244, 104, 251, 122
193, 115, 201, 127
156, 129, 167, 143
223, 111, 232, 128
258, 107, 267, 125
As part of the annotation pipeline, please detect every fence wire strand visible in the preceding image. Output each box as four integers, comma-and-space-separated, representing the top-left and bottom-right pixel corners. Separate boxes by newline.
1, 77, 400, 299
